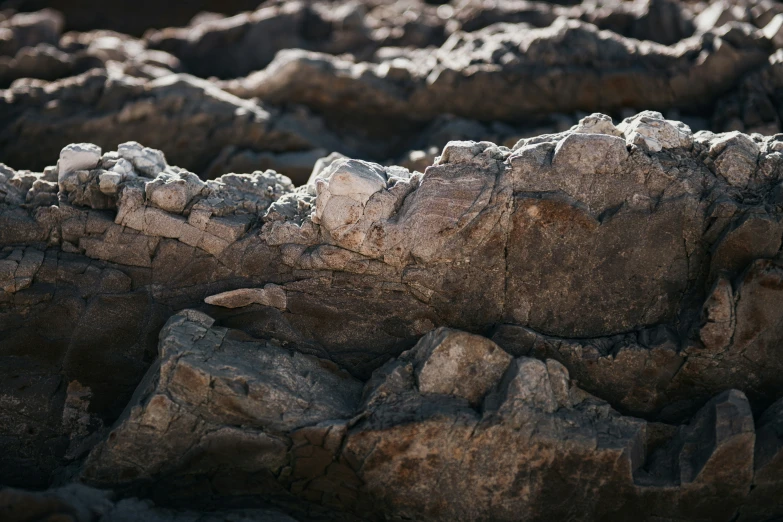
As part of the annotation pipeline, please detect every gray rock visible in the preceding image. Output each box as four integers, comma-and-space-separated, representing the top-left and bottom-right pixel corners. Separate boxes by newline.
118, 141, 167, 178
617, 110, 693, 152
65, 316, 780, 521
224, 20, 770, 122
57, 143, 102, 179
144, 170, 205, 213
403, 327, 512, 406
0, 70, 347, 178
1, 117, 783, 519
83, 310, 363, 483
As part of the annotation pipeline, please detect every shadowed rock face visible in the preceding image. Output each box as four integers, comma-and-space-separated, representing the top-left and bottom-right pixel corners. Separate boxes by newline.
6, 0, 783, 185
6, 1, 783, 520
1, 110, 783, 520
221, 20, 771, 121
0, 70, 347, 180
21, 313, 782, 522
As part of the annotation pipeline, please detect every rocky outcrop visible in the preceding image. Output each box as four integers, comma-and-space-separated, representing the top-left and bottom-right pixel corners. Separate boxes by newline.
222, 20, 771, 121
3, 112, 783, 507
6, 0, 783, 187
82, 309, 362, 486
6, 1, 783, 520
0, 69, 347, 181
41, 313, 781, 521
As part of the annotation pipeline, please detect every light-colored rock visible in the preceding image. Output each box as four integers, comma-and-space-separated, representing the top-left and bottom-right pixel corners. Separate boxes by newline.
307, 151, 347, 186
57, 144, 101, 194
407, 327, 513, 406
204, 284, 287, 309
763, 13, 783, 48
552, 132, 629, 170
98, 171, 123, 195
117, 141, 167, 177
312, 158, 390, 248
694, 0, 750, 33
83, 310, 362, 482
708, 131, 760, 187
110, 158, 136, 178
144, 170, 205, 213
571, 113, 622, 136
618, 111, 693, 152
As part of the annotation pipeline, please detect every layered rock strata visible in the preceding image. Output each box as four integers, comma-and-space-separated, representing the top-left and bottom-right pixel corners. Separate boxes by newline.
2, 111, 783, 519
7, 0, 783, 183
33, 315, 783, 521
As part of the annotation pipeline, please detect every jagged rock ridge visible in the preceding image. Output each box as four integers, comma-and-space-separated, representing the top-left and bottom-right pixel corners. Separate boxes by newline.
6, 0, 783, 185
2, 110, 783, 519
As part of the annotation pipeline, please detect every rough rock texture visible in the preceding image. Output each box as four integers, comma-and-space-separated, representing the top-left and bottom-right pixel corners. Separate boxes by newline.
2, 108, 783, 519
222, 19, 771, 121
8, 0, 783, 182
4, 1, 783, 520
0, 70, 347, 182
25, 313, 780, 522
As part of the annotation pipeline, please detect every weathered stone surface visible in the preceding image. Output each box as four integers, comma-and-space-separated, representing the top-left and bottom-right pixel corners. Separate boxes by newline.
402, 327, 512, 406
223, 20, 771, 122
5, 1, 783, 520
0, 70, 347, 178
68, 315, 783, 521
339, 334, 765, 521
82, 310, 362, 483
4, 100, 783, 519
205, 284, 287, 309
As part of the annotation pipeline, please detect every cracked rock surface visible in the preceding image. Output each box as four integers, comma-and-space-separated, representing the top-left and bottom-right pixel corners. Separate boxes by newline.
3, 0, 783, 520
5, 0, 783, 185
1, 110, 783, 519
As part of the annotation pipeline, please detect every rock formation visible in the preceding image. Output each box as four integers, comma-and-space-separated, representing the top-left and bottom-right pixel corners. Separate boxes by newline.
3, 0, 783, 520
2, 106, 783, 519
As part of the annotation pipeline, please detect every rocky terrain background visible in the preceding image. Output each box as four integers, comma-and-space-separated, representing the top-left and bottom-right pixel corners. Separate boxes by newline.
3, 0, 783, 521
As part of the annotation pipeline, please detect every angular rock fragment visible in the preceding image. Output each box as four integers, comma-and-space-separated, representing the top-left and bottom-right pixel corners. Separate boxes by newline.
402, 327, 512, 406
83, 310, 363, 484
205, 284, 287, 310
617, 111, 693, 152
57, 143, 101, 178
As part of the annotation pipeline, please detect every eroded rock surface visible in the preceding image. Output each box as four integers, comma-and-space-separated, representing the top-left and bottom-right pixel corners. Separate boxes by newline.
6, 1, 783, 520
36, 316, 778, 521
2, 107, 783, 518
222, 20, 771, 121
6, 0, 783, 183
0, 69, 347, 181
